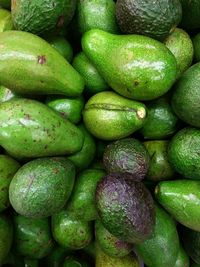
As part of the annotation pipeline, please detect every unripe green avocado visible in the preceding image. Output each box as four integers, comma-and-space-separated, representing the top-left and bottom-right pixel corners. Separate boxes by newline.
0, 8, 13, 32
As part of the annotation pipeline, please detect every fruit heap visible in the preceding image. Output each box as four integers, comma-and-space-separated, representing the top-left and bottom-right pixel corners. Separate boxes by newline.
0, 0, 200, 267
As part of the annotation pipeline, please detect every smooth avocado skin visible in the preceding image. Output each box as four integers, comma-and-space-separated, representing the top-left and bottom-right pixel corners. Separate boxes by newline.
143, 141, 175, 181
72, 52, 109, 95
0, 31, 84, 97
180, 0, 200, 29
52, 210, 93, 250
171, 63, 200, 128
140, 96, 180, 140
174, 245, 190, 267
165, 28, 194, 78
95, 220, 133, 258
13, 214, 54, 259
96, 173, 155, 244
83, 91, 147, 140
11, 0, 76, 35
155, 180, 200, 231
82, 29, 177, 101
0, 98, 84, 159
9, 157, 75, 218
0, 8, 13, 32
135, 205, 180, 267
0, 214, 13, 266
0, 155, 20, 212
103, 138, 150, 181
67, 169, 106, 221
168, 127, 200, 180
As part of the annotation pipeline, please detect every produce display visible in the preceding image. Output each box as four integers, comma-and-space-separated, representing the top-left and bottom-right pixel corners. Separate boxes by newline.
1, 0, 200, 266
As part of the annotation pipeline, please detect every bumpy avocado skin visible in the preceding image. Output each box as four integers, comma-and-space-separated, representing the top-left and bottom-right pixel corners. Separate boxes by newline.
13, 214, 54, 259
103, 138, 150, 181
0, 98, 84, 159
96, 173, 155, 244
9, 157, 75, 218
0, 31, 84, 97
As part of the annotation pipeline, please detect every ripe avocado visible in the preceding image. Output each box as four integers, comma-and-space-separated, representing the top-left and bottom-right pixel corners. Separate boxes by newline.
180, 0, 200, 29
103, 138, 150, 181
11, 0, 76, 35
116, 0, 182, 41
96, 173, 155, 244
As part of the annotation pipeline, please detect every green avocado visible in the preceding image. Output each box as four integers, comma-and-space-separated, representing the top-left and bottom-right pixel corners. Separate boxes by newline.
165, 28, 194, 78
0, 155, 20, 212
0, 85, 19, 102
42, 246, 71, 267
193, 33, 200, 62
72, 52, 108, 96
0, 31, 84, 97
174, 245, 190, 267
140, 96, 180, 140
180, 0, 200, 29
135, 205, 180, 267
11, 0, 76, 35
0, 0, 10, 9
143, 141, 175, 181
0, 214, 13, 265
52, 210, 93, 250
0, 98, 84, 159
171, 63, 200, 128
116, 0, 182, 41
67, 169, 106, 221
96, 173, 155, 244
103, 138, 150, 181
9, 157, 75, 218
0, 8, 13, 32
168, 127, 200, 180
83, 91, 147, 140
62, 256, 91, 267
13, 214, 54, 259
82, 29, 177, 101
155, 179, 200, 231
95, 220, 133, 258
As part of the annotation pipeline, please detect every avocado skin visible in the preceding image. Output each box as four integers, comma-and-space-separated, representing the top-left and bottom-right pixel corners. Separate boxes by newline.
0, 214, 13, 265
63, 256, 91, 267
0, 85, 19, 102
0, 31, 84, 97
116, 0, 182, 41
168, 127, 200, 180
171, 63, 200, 128
95, 220, 133, 258
180, 0, 200, 29
103, 138, 150, 181
193, 33, 200, 62
41, 246, 70, 267
9, 157, 75, 218
82, 29, 177, 101
174, 245, 190, 267
12, 0, 76, 35
0, 8, 13, 32
135, 205, 179, 267
13, 214, 54, 259
96, 173, 155, 244
155, 180, 200, 231
0, 98, 84, 159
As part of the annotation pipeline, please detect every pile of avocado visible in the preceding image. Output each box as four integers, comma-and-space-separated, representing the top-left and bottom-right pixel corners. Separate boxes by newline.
1, 0, 200, 266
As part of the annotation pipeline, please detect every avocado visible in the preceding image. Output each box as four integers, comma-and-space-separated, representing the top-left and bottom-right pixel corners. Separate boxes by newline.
140, 96, 180, 140
0, 98, 84, 159
174, 245, 190, 267
116, 0, 182, 41
0, 31, 84, 97
67, 169, 106, 221
95, 220, 133, 258
135, 205, 180, 267
165, 28, 194, 78
75, 0, 119, 35
0, 0, 10, 9
63, 256, 91, 267
0, 85, 19, 102
52, 210, 93, 250
96, 173, 155, 244
143, 141, 175, 181
0, 8, 13, 32
0, 214, 13, 265
46, 95, 84, 124
155, 179, 200, 231
9, 157, 75, 218
0, 155, 20, 212
180, 0, 200, 29
168, 127, 200, 179
96, 243, 139, 267
42, 246, 70, 267
103, 138, 150, 181
83, 91, 147, 140
72, 52, 108, 96
2, 251, 24, 267
23, 259, 38, 267
13, 214, 54, 259
171, 63, 200, 128
11, 0, 76, 35
193, 33, 200, 62
82, 29, 177, 101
